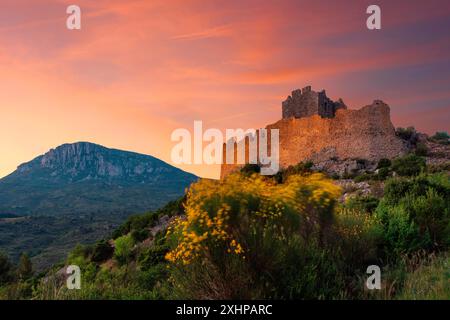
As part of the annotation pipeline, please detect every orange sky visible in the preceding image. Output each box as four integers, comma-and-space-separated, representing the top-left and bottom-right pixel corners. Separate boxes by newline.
1, 0, 450, 179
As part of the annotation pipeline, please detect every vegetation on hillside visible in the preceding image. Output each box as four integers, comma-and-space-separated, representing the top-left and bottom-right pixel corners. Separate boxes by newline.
0, 151, 449, 300
0, 212, 131, 271
430, 131, 450, 145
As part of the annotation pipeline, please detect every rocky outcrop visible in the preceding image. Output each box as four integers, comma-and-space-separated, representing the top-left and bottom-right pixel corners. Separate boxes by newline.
16, 142, 193, 183
221, 87, 408, 178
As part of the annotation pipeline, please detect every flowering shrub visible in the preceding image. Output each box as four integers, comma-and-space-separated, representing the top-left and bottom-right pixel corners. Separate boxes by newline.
165, 172, 343, 299
333, 207, 383, 271
165, 173, 341, 265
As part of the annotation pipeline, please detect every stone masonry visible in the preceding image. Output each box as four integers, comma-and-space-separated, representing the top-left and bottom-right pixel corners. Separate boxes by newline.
282, 86, 347, 119
221, 86, 408, 178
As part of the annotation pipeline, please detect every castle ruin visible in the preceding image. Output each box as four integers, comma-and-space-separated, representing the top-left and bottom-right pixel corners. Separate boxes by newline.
282, 86, 347, 119
221, 86, 408, 178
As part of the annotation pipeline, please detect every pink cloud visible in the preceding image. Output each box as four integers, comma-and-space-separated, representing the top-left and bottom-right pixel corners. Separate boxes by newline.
0, 0, 449, 179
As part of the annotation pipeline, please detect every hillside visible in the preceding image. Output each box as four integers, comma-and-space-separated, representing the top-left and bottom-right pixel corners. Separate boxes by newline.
0, 142, 197, 215
3, 146, 447, 300
0, 142, 197, 270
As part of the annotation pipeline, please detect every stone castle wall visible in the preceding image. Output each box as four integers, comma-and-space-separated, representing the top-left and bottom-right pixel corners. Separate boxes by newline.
282, 86, 346, 119
221, 97, 407, 178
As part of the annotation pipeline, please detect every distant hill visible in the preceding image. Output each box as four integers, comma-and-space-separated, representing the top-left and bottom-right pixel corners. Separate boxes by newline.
0, 142, 197, 215
0, 142, 197, 270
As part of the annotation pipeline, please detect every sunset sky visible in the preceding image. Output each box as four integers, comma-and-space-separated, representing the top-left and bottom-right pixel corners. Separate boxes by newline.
1, 0, 449, 179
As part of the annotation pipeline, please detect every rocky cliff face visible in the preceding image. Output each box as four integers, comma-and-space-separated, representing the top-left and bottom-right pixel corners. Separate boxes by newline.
221, 90, 408, 178
17, 142, 181, 183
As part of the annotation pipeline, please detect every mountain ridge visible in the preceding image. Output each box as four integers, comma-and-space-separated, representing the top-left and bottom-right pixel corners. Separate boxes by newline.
11, 141, 185, 182
0, 141, 197, 270
0, 142, 197, 215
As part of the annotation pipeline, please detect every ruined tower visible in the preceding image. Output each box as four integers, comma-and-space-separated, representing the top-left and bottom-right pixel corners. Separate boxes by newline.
221, 86, 407, 178
281, 86, 347, 119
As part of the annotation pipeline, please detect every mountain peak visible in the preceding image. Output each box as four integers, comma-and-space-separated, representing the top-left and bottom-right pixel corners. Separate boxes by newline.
14, 141, 183, 183
0, 142, 197, 216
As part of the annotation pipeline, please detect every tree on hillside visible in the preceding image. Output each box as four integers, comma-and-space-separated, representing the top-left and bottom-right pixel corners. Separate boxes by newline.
0, 252, 14, 285
18, 253, 33, 280
114, 235, 135, 265
430, 131, 450, 145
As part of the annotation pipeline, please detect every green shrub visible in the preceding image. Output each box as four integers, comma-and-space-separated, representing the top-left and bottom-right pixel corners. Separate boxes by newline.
91, 240, 114, 263
401, 189, 450, 248
154, 197, 186, 218
137, 264, 168, 291
138, 245, 169, 271
376, 202, 428, 255
130, 214, 157, 231
32, 262, 166, 300
353, 173, 373, 182
377, 158, 391, 169
376, 173, 450, 255
131, 229, 149, 243
67, 244, 93, 267
376, 167, 390, 180
269, 239, 345, 299
415, 143, 428, 156
0, 252, 14, 285
330, 173, 340, 180
356, 158, 368, 167
396, 127, 417, 143
391, 154, 426, 176
114, 235, 135, 265
428, 162, 450, 173
112, 212, 158, 239
430, 131, 450, 145
0, 280, 33, 300
333, 208, 383, 271
383, 173, 449, 206
346, 195, 379, 214
240, 164, 260, 175
273, 162, 313, 183
342, 171, 356, 180
17, 253, 33, 280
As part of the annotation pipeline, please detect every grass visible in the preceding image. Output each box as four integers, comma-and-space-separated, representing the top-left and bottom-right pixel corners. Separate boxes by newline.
398, 253, 449, 300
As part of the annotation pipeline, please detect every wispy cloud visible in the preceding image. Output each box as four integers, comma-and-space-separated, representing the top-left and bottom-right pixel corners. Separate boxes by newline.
0, 0, 449, 179
171, 24, 234, 40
